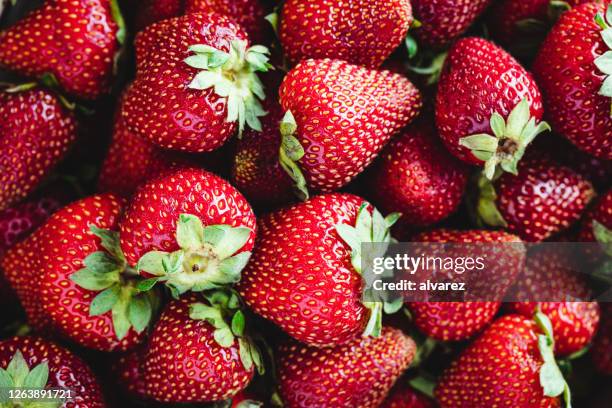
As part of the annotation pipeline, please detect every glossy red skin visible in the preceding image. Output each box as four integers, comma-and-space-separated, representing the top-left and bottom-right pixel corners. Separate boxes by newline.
488, 0, 588, 44
495, 156, 594, 242
533, 2, 612, 159
123, 12, 249, 153
277, 327, 416, 408
0, 336, 106, 408
37, 194, 146, 352
119, 167, 256, 266
366, 120, 470, 227
1, 231, 53, 333
592, 303, 612, 374
506, 249, 600, 356
279, 59, 422, 192
407, 229, 524, 341
436, 315, 561, 408
0, 89, 77, 212
0, 0, 119, 99
137, 0, 270, 43
98, 95, 194, 197
579, 189, 612, 242
412, 0, 491, 48
280, 0, 413, 68
436, 37, 544, 165
231, 90, 295, 207
143, 296, 253, 403
381, 382, 436, 408
238, 193, 369, 347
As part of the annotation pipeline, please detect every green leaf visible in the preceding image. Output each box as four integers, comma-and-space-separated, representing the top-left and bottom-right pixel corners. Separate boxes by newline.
137, 251, 169, 276
506, 98, 530, 138
281, 135, 304, 162
264, 12, 279, 35
70, 268, 118, 291
362, 302, 383, 338
184, 54, 210, 70
593, 220, 612, 256
7, 351, 28, 387
109, 0, 126, 45
112, 296, 131, 340
89, 225, 124, 261
189, 44, 219, 54
599, 75, 612, 97
459, 134, 498, 152
490, 112, 506, 138
214, 327, 235, 348
405, 35, 418, 59
23, 362, 49, 389
595, 51, 612, 75
0, 368, 13, 389
90, 285, 121, 316
136, 277, 161, 292
335, 224, 360, 252
231, 310, 246, 337
218, 252, 252, 282
213, 226, 252, 259
128, 295, 152, 333
383, 298, 404, 314
189, 303, 227, 329
176, 214, 205, 250
84, 251, 122, 274
238, 338, 253, 370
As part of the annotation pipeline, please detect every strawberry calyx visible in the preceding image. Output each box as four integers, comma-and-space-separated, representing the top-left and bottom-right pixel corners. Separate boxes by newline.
69, 225, 159, 341
235, 401, 263, 408
189, 289, 264, 374
595, 4, 612, 116
593, 220, 612, 256
534, 311, 572, 408
335, 202, 402, 337
474, 173, 508, 228
109, 0, 126, 46
185, 40, 272, 136
278, 110, 309, 200
136, 214, 252, 297
0, 351, 62, 408
459, 98, 551, 180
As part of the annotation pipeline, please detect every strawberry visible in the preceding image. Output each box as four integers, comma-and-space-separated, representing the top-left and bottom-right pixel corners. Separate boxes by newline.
142, 291, 262, 403
532, 1, 612, 159
98, 94, 194, 197
365, 119, 470, 228
381, 381, 436, 408
120, 167, 257, 296
238, 193, 403, 347
579, 189, 611, 243
123, 12, 272, 153
412, 0, 492, 48
0, 337, 106, 407
488, 0, 588, 46
0, 0, 124, 100
477, 156, 595, 242
34, 194, 159, 352
137, 0, 271, 43
231, 79, 294, 208
406, 229, 525, 341
112, 348, 149, 400
436, 37, 549, 179
278, 59, 421, 197
592, 303, 612, 374
506, 248, 601, 356
279, 0, 413, 68
436, 314, 571, 408
0, 87, 77, 212
277, 327, 416, 408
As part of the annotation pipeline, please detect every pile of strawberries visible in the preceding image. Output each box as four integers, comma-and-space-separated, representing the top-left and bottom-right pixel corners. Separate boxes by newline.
0, 0, 610, 407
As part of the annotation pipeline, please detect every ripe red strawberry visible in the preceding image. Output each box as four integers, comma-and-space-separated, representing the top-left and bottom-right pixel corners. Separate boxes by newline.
381, 381, 435, 408
533, 1, 612, 159
120, 167, 256, 296
0, 87, 77, 212
488, 0, 588, 46
506, 249, 600, 356
137, 0, 271, 43
277, 327, 416, 408
0, 336, 106, 407
406, 229, 525, 341
279, 0, 413, 68
123, 12, 272, 153
231, 81, 294, 207
436, 37, 549, 179
592, 303, 612, 374
278, 59, 421, 196
142, 292, 262, 403
412, 0, 492, 48
477, 156, 595, 242
365, 119, 470, 228
112, 348, 149, 400
436, 314, 570, 407
238, 193, 404, 347
98, 95, 194, 197
0, 0, 123, 100
35, 194, 159, 352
